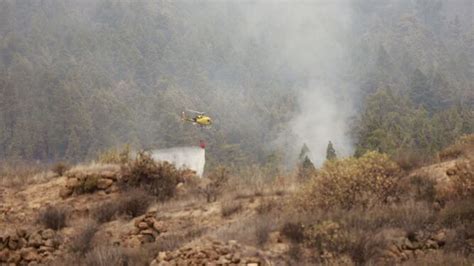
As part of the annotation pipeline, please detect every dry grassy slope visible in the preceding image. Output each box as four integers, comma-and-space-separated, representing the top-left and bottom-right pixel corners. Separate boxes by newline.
1, 155, 470, 265
0, 166, 291, 265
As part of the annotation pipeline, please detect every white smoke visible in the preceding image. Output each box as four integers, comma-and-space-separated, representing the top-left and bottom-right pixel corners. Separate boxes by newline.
238, 1, 356, 165
150, 146, 206, 177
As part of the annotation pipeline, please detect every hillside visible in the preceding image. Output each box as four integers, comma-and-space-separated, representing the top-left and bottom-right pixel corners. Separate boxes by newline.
1, 138, 473, 265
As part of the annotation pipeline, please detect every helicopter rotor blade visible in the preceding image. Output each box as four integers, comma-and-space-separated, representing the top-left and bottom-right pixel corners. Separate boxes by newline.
186, 109, 205, 115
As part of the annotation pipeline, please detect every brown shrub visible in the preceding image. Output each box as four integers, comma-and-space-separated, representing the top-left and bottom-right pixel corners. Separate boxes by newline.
52, 162, 70, 177
255, 220, 271, 246
409, 175, 437, 203
440, 199, 474, 227
295, 151, 401, 211
199, 166, 229, 202
93, 189, 153, 223
92, 201, 118, 223
83, 246, 149, 266
444, 222, 474, 256
38, 205, 69, 230
75, 175, 100, 194
303, 220, 352, 253
0, 160, 46, 187
121, 151, 179, 201
97, 145, 131, 165
117, 189, 153, 218
281, 222, 305, 243
221, 201, 242, 218
255, 198, 277, 215
70, 220, 99, 254
393, 150, 431, 172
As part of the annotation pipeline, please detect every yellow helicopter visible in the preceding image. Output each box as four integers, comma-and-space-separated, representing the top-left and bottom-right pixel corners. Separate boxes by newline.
181, 109, 212, 127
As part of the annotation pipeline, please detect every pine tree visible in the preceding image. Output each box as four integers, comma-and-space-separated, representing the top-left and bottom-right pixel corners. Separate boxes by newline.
326, 141, 337, 160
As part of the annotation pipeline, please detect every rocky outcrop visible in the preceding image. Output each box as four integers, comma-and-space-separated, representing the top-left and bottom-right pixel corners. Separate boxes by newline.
60, 164, 121, 198
373, 229, 448, 263
150, 240, 264, 266
121, 212, 167, 248
0, 228, 63, 264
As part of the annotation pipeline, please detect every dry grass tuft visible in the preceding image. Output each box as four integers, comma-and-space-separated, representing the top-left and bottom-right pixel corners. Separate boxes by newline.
52, 161, 70, 177
221, 201, 243, 218
93, 189, 153, 223
38, 205, 69, 230
70, 220, 99, 255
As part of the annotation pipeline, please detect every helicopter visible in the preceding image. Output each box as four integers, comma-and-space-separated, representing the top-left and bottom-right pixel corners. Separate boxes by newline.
181, 109, 212, 127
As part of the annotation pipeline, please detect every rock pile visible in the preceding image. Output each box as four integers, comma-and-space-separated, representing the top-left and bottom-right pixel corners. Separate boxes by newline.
60, 164, 121, 198
150, 240, 264, 266
375, 229, 448, 263
122, 212, 167, 248
0, 229, 62, 264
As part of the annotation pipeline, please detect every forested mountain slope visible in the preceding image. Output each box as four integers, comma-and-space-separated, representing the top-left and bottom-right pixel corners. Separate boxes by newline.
0, 0, 472, 165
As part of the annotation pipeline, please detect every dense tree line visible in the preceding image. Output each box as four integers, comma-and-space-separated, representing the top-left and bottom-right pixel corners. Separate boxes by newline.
0, 0, 471, 165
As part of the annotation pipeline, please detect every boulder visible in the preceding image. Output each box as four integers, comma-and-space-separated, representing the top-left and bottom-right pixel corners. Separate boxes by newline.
0, 249, 10, 262
97, 178, 113, 190
7, 251, 21, 263
20, 247, 39, 262
59, 188, 73, 198
41, 229, 55, 240
28, 233, 43, 248
7, 236, 19, 250
16, 229, 28, 238
137, 222, 149, 230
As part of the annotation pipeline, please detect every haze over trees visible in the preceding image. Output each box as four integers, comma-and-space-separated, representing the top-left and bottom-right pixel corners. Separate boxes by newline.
0, 0, 472, 165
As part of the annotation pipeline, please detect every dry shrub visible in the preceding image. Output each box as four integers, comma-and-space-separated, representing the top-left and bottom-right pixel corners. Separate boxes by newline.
156, 228, 207, 252
83, 246, 149, 266
38, 205, 69, 230
97, 145, 131, 165
121, 151, 180, 201
255, 198, 277, 215
93, 189, 152, 223
438, 134, 474, 161
70, 220, 99, 254
444, 222, 474, 256
117, 189, 153, 218
303, 220, 353, 254
52, 162, 70, 177
0, 160, 46, 187
281, 222, 305, 243
199, 166, 229, 202
402, 251, 474, 266
393, 150, 431, 172
295, 151, 401, 211
75, 175, 100, 194
255, 220, 271, 246
440, 199, 474, 227
93, 201, 118, 223
288, 243, 302, 262
221, 201, 242, 217
409, 175, 437, 203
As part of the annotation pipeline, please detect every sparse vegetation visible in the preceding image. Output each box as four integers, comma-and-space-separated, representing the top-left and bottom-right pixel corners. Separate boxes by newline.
221, 201, 243, 218
92, 189, 153, 223
295, 151, 401, 211
199, 166, 229, 202
70, 220, 99, 255
52, 162, 70, 177
38, 205, 68, 230
97, 145, 131, 165
121, 151, 180, 201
